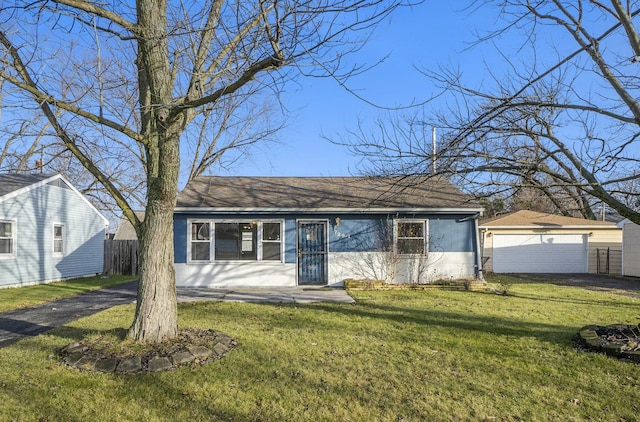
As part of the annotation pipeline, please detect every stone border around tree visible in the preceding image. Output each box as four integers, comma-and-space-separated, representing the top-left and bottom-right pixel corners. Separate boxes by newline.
576, 324, 640, 363
59, 329, 238, 374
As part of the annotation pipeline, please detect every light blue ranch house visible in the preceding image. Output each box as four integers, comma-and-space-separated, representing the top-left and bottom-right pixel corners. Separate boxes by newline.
174, 176, 484, 287
0, 173, 109, 287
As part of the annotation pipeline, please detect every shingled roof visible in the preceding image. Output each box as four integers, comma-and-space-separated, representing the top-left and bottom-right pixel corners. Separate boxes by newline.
113, 211, 145, 240
175, 176, 482, 212
480, 210, 617, 228
0, 173, 54, 198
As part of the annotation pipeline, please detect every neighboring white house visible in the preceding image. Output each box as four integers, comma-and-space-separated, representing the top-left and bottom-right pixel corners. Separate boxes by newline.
480, 210, 622, 274
619, 219, 640, 277
0, 173, 109, 287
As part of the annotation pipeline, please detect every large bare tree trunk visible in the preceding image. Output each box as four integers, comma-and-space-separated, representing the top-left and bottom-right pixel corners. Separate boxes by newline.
130, 205, 178, 342
128, 0, 180, 342
129, 128, 181, 342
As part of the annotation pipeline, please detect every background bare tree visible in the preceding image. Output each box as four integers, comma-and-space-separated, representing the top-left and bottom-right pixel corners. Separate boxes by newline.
0, 0, 407, 343
342, 0, 640, 224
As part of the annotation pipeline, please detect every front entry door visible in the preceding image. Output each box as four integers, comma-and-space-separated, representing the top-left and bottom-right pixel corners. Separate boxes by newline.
298, 221, 328, 285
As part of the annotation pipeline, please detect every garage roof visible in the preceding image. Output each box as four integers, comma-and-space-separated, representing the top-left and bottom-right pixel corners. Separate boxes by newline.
479, 210, 618, 229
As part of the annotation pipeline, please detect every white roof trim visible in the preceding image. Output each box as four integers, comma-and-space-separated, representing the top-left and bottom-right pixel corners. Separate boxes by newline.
617, 218, 638, 228
0, 174, 109, 227
175, 207, 484, 214
479, 224, 618, 230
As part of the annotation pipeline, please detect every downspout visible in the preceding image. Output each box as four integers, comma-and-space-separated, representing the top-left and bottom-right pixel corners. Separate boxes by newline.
474, 214, 484, 280
621, 221, 626, 276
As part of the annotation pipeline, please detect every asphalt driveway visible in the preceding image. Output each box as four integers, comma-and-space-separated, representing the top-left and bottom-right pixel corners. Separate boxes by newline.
510, 273, 640, 298
0, 281, 138, 348
0, 282, 353, 348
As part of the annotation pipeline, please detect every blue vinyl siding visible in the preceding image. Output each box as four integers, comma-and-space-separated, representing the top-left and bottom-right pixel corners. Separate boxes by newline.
0, 181, 106, 287
429, 217, 475, 252
328, 218, 389, 252
173, 214, 188, 263
174, 213, 479, 263
284, 218, 297, 263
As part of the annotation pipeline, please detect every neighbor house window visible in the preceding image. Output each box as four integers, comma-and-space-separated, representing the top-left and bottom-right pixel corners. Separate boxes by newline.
262, 222, 281, 261
191, 222, 211, 261
396, 221, 426, 255
0, 220, 15, 257
53, 224, 65, 255
188, 220, 283, 263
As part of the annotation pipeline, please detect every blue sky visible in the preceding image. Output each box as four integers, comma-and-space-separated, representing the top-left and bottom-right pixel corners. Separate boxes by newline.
221, 2, 494, 177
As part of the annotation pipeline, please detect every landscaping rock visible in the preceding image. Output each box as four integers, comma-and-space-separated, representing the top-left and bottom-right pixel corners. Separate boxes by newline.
213, 343, 229, 356
94, 357, 118, 373
148, 356, 172, 373
64, 342, 86, 354
171, 350, 196, 365
216, 335, 234, 347
187, 345, 212, 359
116, 356, 142, 374
576, 324, 640, 363
63, 352, 84, 366
74, 355, 98, 370
59, 328, 237, 374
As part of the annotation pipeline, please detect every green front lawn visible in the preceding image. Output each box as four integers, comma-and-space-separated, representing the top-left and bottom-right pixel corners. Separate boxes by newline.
1, 275, 640, 420
0, 275, 137, 312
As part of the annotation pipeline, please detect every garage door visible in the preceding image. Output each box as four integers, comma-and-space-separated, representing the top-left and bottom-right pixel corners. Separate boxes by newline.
492, 234, 588, 273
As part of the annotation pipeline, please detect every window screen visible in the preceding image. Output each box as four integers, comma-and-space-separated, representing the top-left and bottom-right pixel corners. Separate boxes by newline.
396, 221, 426, 254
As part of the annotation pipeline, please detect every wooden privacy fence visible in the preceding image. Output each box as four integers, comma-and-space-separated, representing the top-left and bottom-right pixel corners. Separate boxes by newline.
104, 240, 140, 276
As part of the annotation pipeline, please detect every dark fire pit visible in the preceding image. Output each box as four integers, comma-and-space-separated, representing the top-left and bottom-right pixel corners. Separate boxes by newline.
576, 324, 640, 362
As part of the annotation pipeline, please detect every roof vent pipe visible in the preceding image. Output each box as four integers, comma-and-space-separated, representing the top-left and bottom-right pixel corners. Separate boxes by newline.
432, 127, 437, 175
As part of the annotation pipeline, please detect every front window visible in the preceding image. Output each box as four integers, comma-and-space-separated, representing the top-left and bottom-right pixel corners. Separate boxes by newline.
191, 222, 211, 261
188, 220, 282, 263
262, 222, 282, 261
215, 222, 257, 260
53, 224, 64, 255
396, 221, 426, 255
0, 220, 15, 256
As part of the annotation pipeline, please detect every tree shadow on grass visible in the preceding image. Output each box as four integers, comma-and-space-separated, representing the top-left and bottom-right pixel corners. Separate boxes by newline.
0, 317, 56, 348
175, 292, 588, 346
508, 273, 640, 298
505, 289, 640, 309
288, 298, 577, 346
0, 324, 122, 352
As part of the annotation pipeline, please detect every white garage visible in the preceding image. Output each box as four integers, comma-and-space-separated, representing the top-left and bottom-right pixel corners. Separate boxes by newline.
620, 220, 640, 277
480, 210, 622, 275
492, 233, 587, 273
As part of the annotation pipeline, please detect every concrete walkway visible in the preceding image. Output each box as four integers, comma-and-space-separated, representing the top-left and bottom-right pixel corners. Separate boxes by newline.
0, 282, 354, 348
177, 286, 355, 304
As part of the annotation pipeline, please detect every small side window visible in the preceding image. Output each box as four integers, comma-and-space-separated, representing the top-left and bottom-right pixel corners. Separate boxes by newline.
53, 224, 65, 255
0, 220, 15, 257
